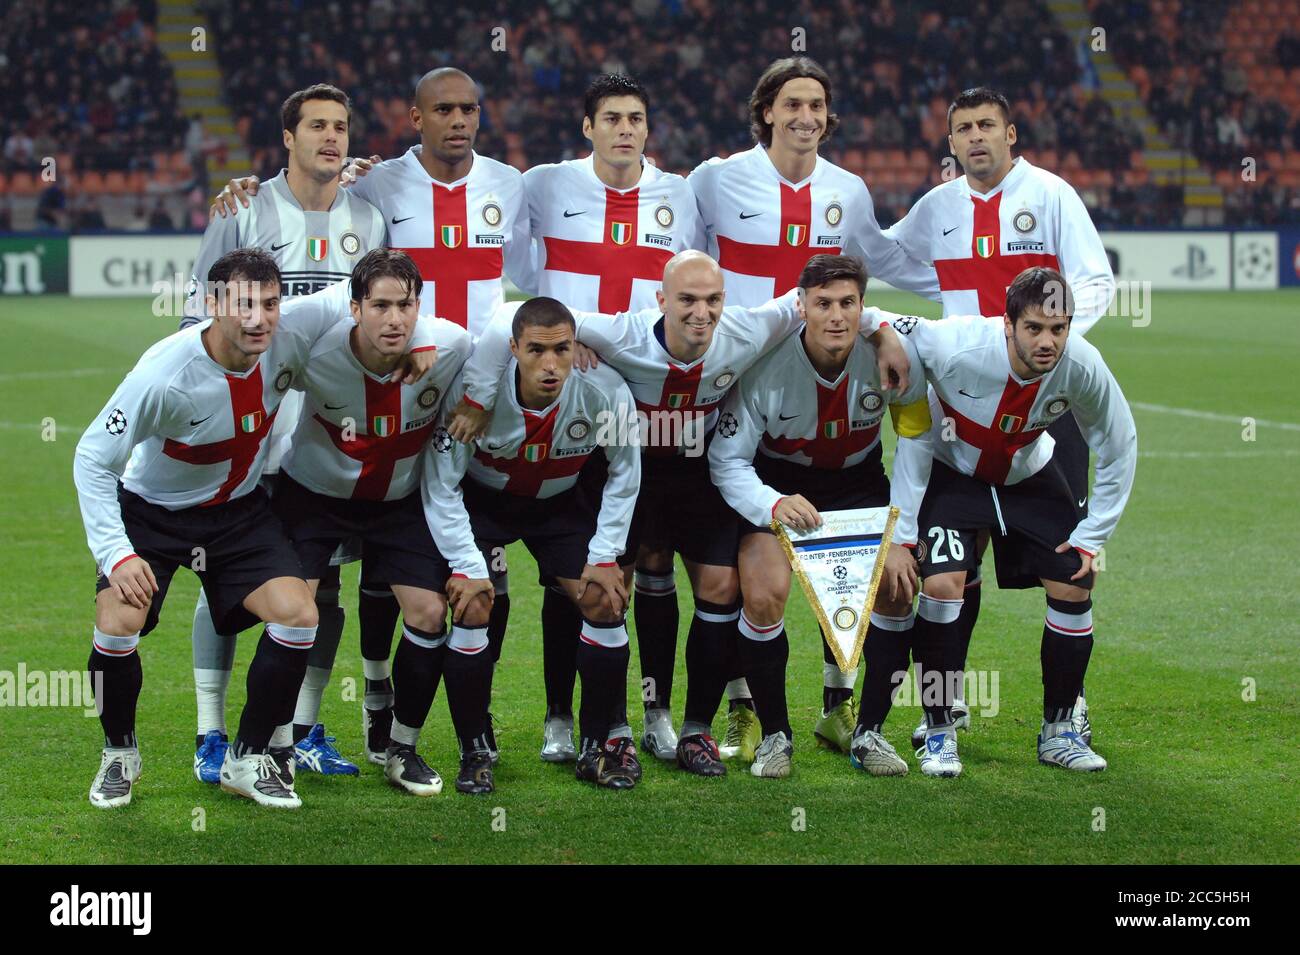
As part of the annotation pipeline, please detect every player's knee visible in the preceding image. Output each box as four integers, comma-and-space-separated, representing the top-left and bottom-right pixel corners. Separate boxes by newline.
874, 593, 913, 618
461, 593, 492, 629
694, 568, 739, 606
95, 598, 147, 638
1044, 580, 1091, 604
740, 586, 786, 627
402, 593, 445, 634
921, 573, 965, 601
266, 594, 318, 630
579, 589, 619, 624
635, 544, 673, 576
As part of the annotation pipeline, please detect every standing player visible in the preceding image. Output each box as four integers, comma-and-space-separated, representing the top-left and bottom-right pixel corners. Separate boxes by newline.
890, 267, 1135, 776
515, 73, 701, 764
456, 251, 909, 773
688, 56, 941, 751
74, 248, 429, 809
424, 298, 645, 789
885, 87, 1116, 747
214, 67, 532, 765
272, 249, 496, 794
183, 84, 387, 783
709, 255, 932, 777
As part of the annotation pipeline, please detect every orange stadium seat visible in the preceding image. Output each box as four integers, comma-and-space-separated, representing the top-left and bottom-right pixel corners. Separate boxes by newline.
78, 171, 105, 194
103, 171, 127, 193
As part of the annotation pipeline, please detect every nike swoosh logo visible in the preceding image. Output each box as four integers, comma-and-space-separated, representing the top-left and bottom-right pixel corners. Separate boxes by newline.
562, 210, 586, 218
270, 242, 291, 252
1078, 498, 1088, 508
189, 413, 214, 426
392, 215, 414, 225
778, 412, 799, 421
739, 212, 762, 220
943, 227, 959, 236
324, 403, 347, 410
486, 442, 507, 451
958, 389, 982, 399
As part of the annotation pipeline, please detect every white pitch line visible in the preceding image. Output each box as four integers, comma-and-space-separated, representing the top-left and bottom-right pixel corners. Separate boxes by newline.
0, 368, 110, 383
1131, 401, 1300, 433
1138, 449, 1300, 459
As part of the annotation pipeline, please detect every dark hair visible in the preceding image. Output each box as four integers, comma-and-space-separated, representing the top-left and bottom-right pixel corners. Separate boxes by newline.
207, 248, 280, 290
947, 87, 1012, 131
749, 57, 838, 147
349, 248, 423, 303
798, 254, 868, 296
281, 83, 351, 134
511, 297, 576, 341
1006, 267, 1074, 323
584, 73, 649, 123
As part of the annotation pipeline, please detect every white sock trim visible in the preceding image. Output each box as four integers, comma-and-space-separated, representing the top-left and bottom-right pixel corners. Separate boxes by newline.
738, 611, 783, 642
634, 571, 676, 596
93, 628, 139, 655
1046, 605, 1094, 637
823, 662, 858, 689
726, 678, 751, 700
448, 624, 489, 654
695, 606, 739, 624
194, 667, 230, 736
869, 610, 916, 631
402, 624, 447, 649
390, 717, 420, 747
362, 658, 392, 681
917, 594, 963, 625
579, 620, 629, 649
266, 623, 316, 649
270, 723, 293, 748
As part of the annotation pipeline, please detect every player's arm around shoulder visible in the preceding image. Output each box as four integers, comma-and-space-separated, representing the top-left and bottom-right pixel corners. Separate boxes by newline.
450, 301, 521, 440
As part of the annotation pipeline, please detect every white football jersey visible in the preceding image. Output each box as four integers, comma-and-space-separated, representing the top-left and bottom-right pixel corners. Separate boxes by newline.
688, 145, 941, 306
463, 294, 894, 458
73, 282, 355, 574
347, 147, 531, 336
523, 155, 701, 312
886, 158, 1115, 334
895, 314, 1137, 553
183, 170, 387, 324
281, 314, 471, 501
710, 328, 932, 542
422, 363, 641, 577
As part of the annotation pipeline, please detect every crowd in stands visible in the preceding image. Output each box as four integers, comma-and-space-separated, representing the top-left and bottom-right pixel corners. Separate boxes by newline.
4, 0, 1298, 230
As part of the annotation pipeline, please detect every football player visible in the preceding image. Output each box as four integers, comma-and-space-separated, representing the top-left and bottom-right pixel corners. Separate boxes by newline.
709, 254, 931, 777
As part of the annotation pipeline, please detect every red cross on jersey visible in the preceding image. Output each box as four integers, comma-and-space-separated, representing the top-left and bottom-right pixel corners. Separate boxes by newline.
347, 146, 529, 337
472, 404, 592, 497
525, 155, 698, 313
163, 366, 277, 506
313, 375, 438, 500
936, 376, 1046, 485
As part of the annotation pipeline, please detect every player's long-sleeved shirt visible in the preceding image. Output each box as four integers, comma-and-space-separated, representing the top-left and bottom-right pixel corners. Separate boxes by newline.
893, 314, 1136, 553
463, 294, 895, 458
73, 281, 363, 575
347, 147, 531, 336
421, 363, 641, 577
885, 157, 1115, 335
709, 328, 933, 544
688, 145, 941, 306
522, 155, 701, 312
182, 169, 386, 325
281, 314, 469, 501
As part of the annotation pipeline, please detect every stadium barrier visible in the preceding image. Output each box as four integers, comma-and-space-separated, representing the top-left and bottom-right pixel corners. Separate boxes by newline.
0, 231, 1289, 297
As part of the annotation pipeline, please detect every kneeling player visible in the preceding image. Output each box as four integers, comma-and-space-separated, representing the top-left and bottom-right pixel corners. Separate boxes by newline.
73, 250, 363, 809
709, 255, 931, 778
425, 298, 644, 788
897, 267, 1136, 776
272, 249, 497, 794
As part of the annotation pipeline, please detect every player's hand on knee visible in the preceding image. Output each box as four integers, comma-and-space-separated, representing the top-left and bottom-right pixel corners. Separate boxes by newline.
211, 176, 259, 218
394, 346, 437, 385
573, 342, 600, 372
578, 563, 628, 617
341, 155, 380, 186
1056, 541, 1094, 581
773, 495, 822, 531
868, 325, 910, 393
448, 398, 492, 443
447, 576, 494, 623
882, 543, 919, 603
108, 557, 158, 610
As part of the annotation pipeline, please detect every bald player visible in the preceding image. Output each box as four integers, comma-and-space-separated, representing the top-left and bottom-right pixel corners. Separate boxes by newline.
454, 250, 910, 774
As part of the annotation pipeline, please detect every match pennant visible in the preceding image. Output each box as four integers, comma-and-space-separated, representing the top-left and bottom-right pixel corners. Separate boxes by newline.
774, 506, 898, 673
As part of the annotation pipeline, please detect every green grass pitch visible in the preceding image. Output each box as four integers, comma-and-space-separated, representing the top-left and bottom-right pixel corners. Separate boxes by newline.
1, 289, 1296, 864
